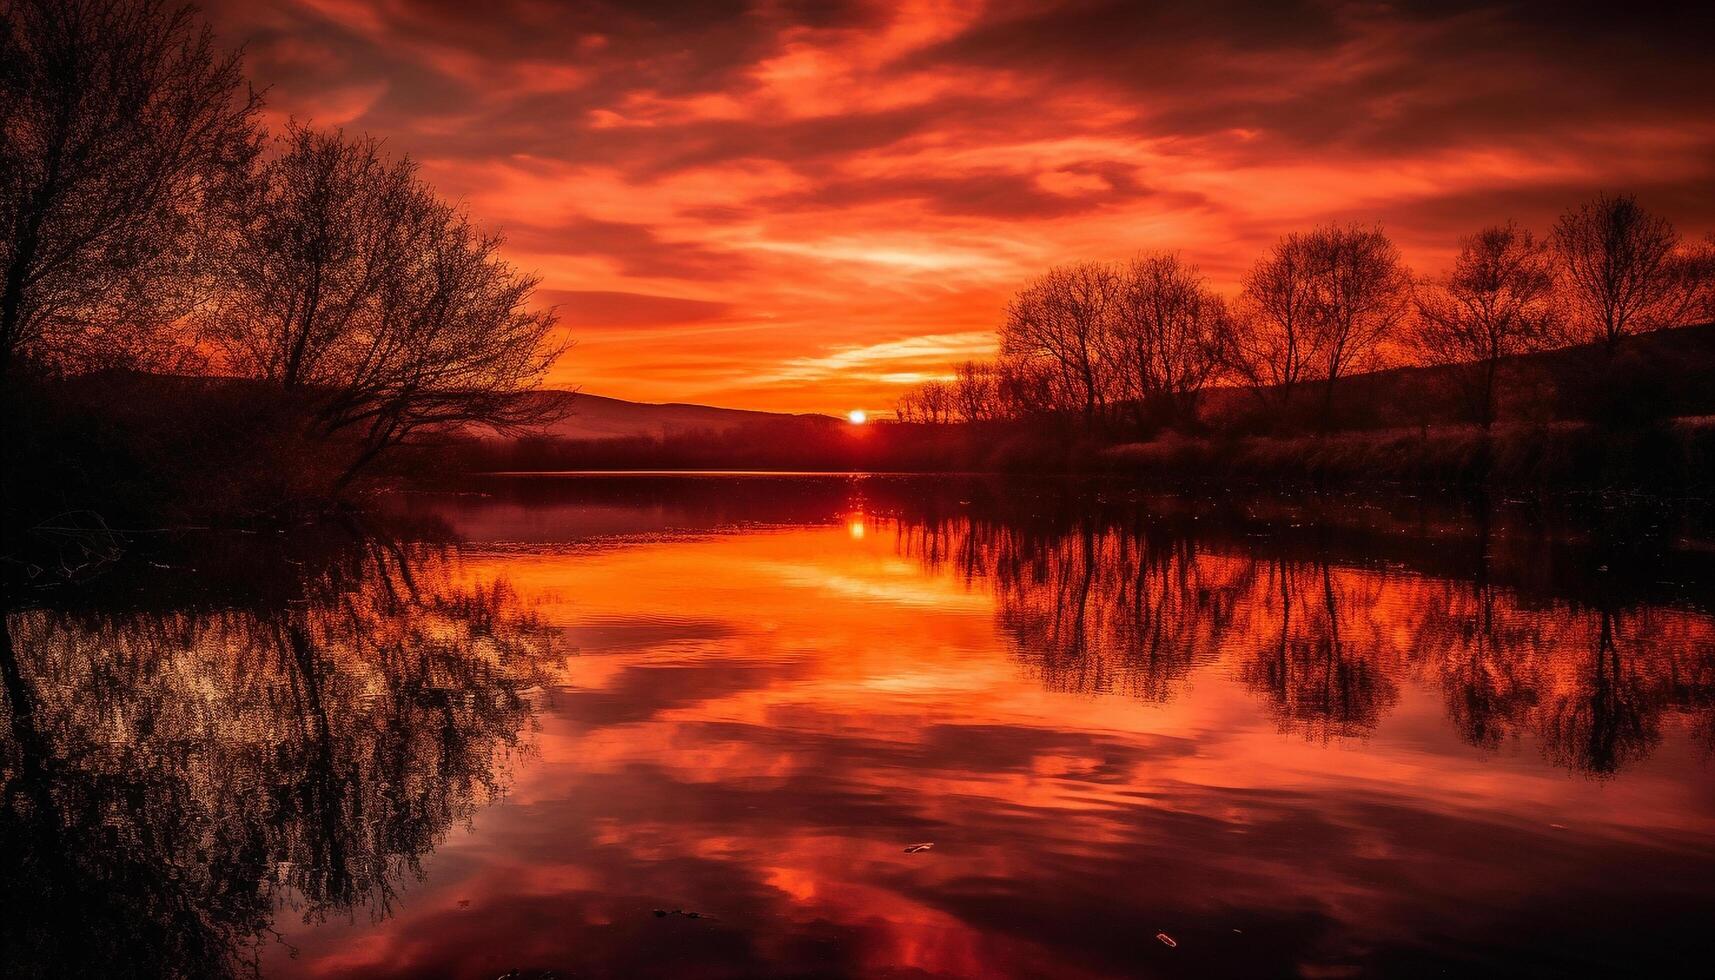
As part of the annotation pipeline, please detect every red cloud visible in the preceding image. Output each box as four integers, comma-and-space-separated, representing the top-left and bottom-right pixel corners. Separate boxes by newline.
203, 0, 1715, 413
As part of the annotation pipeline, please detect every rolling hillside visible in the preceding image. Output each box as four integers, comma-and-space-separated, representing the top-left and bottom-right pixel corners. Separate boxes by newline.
522, 391, 838, 441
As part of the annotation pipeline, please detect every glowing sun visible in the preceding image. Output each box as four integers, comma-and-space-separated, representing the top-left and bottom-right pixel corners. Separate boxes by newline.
847, 409, 867, 425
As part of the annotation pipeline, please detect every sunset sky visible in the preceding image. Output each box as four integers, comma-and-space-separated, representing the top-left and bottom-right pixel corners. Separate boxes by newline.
203, 0, 1715, 414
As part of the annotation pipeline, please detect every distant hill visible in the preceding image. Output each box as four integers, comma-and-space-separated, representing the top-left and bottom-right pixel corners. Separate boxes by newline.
43, 371, 837, 443
518, 391, 838, 441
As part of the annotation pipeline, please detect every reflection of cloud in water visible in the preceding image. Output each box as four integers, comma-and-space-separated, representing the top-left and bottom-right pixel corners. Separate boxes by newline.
10, 484, 1715, 978
753, 559, 993, 611
557, 613, 743, 655
368, 501, 1715, 976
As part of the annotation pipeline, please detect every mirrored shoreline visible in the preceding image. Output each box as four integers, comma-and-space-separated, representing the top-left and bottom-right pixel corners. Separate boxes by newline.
6, 476, 1713, 977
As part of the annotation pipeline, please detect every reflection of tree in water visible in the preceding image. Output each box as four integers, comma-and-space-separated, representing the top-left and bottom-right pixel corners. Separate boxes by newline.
1411, 576, 1546, 752
1532, 606, 1715, 777
1237, 560, 1399, 742
1, 538, 551, 978
1411, 571, 1715, 777
1540, 610, 1660, 776
901, 518, 1250, 702
896, 508, 1715, 773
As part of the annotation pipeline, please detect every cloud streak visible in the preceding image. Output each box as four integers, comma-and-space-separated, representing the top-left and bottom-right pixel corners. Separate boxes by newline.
204, 0, 1715, 412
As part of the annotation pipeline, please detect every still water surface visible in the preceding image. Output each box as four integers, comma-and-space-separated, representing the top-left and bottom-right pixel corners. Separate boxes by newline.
5, 475, 1714, 977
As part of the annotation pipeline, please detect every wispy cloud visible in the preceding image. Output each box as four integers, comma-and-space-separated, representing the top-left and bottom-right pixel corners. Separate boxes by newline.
204, 0, 1715, 411
758, 331, 997, 386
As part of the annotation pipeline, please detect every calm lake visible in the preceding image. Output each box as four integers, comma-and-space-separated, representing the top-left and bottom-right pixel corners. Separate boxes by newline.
6, 475, 1714, 978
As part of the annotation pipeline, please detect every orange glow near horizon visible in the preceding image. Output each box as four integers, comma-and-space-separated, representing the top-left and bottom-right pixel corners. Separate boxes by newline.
848, 409, 867, 425
202, 1, 1715, 414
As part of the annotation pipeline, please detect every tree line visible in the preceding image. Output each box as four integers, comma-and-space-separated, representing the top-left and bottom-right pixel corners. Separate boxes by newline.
1, 0, 565, 496
897, 198, 1715, 434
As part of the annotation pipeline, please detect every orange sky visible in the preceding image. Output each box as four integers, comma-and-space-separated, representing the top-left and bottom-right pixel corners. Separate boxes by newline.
204, 0, 1715, 414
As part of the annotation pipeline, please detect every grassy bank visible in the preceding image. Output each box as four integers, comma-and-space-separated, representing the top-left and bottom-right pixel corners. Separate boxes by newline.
433, 416, 1715, 494
1098, 419, 1715, 491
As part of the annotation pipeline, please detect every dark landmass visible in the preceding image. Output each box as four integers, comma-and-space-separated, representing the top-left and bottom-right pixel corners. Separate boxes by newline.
3, 326, 1715, 569
4, 325, 1712, 561
508, 390, 836, 441
433, 323, 1715, 490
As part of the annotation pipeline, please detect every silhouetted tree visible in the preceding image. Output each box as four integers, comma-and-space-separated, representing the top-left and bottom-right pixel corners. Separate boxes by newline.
0, 0, 261, 377
901, 377, 955, 423
1302, 224, 1412, 426
899, 364, 1003, 424
994, 353, 1058, 419
1104, 252, 1227, 433
951, 359, 999, 423
1552, 193, 1681, 350
1676, 231, 1715, 325
893, 390, 915, 422
1228, 232, 1324, 417
895, 380, 933, 422
1000, 262, 1118, 426
1229, 226, 1411, 427
212, 125, 416, 391
210, 125, 566, 489
1414, 222, 1558, 429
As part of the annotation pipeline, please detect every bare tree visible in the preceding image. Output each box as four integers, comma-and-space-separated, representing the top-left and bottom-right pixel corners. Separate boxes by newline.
324, 202, 567, 489
893, 391, 914, 422
1673, 232, 1715, 325
0, 0, 261, 377
1228, 232, 1323, 414
999, 262, 1118, 426
1415, 222, 1558, 428
897, 378, 955, 423
210, 125, 565, 490
951, 359, 999, 423
1105, 252, 1227, 432
994, 353, 1056, 420
1303, 224, 1412, 424
1229, 225, 1409, 427
213, 125, 418, 389
1552, 193, 1680, 350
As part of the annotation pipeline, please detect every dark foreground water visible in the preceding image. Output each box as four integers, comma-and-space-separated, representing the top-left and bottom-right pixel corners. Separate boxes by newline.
5, 475, 1714, 978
